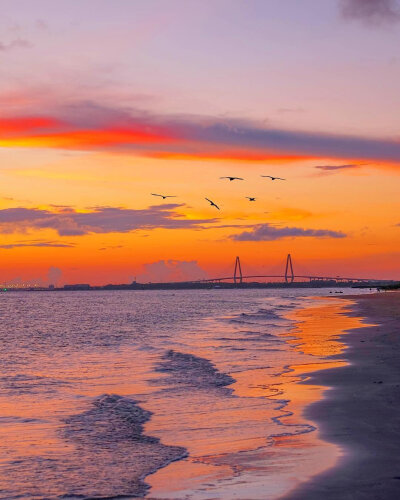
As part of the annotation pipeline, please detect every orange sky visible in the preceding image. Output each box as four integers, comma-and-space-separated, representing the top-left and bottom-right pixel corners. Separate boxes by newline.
1, 148, 399, 285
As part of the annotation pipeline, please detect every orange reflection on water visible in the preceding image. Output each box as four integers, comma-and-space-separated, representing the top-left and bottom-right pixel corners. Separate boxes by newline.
149, 297, 368, 499
0, 296, 369, 500
285, 298, 365, 357
269, 299, 365, 434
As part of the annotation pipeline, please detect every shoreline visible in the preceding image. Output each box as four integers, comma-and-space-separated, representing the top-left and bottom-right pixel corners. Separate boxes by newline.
285, 292, 400, 499
145, 294, 359, 499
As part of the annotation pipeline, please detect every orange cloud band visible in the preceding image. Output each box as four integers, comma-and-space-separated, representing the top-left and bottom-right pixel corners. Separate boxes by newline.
1, 106, 400, 165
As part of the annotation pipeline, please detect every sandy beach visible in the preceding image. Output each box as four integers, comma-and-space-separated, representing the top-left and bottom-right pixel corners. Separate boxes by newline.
286, 292, 400, 499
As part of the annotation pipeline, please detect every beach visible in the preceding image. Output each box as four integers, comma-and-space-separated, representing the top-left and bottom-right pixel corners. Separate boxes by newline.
1, 288, 399, 499
287, 292, 400, 499
0, 288, 366, 499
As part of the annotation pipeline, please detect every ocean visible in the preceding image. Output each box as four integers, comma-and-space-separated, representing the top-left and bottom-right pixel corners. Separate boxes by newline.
0, 288, 367, 499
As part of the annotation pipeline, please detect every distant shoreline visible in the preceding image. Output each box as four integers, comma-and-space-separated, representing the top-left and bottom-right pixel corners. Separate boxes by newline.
0, 282, 383, 292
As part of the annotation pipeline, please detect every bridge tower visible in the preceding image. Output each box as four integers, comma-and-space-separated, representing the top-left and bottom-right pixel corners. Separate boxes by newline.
234, 256, 243, 284
285, 254, 294, 283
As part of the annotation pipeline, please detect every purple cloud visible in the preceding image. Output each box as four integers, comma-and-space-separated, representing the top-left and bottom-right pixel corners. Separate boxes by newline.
0, 38, 33, 51
231, 223, 346, 241
186, 121, 400, 163
340, 0, 400, 25
3, 100, 400, 163
0, 240, 75, 249
315, 163, 362, 171
0, 205, 217, 236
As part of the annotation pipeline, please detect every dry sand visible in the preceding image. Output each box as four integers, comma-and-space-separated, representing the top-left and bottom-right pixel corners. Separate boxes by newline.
286, 292, 400, 499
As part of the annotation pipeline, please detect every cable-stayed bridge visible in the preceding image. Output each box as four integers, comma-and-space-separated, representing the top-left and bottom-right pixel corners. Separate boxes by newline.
4, 254, 394, 292
178, 254, 394, 286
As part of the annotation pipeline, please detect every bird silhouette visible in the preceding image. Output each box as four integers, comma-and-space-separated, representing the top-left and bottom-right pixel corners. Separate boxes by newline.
151, 193, 176, 200
205, 197, 220, 210
220, 176, 244, 181
246, 197, 256, 201
261, 175, 285, 181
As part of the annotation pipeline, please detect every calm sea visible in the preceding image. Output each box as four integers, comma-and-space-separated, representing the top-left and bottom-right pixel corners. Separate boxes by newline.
0, 288, 367, 499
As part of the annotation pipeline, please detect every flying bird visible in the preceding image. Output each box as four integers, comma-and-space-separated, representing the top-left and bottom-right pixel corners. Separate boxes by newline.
220, 176, 244, 181
261, 175, 285, 181
151, 193, 176, 199
246, 197, 256, 201
205, 198, 220, 210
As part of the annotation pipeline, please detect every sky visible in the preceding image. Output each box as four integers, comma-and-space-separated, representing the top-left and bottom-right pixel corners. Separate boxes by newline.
1, 0, 400, 285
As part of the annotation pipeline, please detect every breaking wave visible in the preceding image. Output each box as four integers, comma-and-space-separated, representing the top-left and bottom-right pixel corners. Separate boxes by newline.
156, 350, 235, 390
0, 395, 187, 499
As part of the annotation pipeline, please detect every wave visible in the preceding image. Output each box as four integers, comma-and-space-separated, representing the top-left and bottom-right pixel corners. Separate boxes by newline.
63, 394, 156, 445
0, 373, 71, 395
239, 308, 283, 320
2, 394, 188, 499
156, 350, 235, 390
62, 394, 187, 498
224, 308, 288, 327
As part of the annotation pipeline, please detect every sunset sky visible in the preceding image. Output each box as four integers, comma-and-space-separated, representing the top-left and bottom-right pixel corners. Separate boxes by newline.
1, 0, 400, 285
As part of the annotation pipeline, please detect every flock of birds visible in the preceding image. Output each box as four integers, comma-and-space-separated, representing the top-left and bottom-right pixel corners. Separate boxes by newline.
151, 174, 286, 210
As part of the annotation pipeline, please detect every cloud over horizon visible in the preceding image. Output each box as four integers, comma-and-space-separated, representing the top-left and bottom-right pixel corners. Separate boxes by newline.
137, 260, 208, 283
231, 223, 346, 241
47, 266, 62, 285
1, 100, 400, 164
0, 205, 216, 236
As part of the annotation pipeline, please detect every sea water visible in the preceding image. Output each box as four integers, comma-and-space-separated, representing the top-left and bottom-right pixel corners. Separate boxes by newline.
0, 288, 367, 499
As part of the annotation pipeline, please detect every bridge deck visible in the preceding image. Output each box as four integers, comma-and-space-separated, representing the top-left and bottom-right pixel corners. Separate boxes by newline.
191, 275, 385, 283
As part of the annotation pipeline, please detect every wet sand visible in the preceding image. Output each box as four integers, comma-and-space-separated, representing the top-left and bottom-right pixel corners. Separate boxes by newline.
286, 292, 400, 499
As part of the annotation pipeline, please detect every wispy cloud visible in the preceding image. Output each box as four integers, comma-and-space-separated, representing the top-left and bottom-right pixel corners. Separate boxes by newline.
0, 205, 217, 236
1, 101, 400, 163
0, 38, 33, 51
231, 223, 346, 241
0, 240, 75, 249
314, 163, 362, 171
98, 245, 124, 251
276, 107, 305, 114
340, 0, 400, 26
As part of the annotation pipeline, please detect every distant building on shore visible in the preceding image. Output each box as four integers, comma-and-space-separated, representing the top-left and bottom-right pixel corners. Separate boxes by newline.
63, 284, 91, 290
